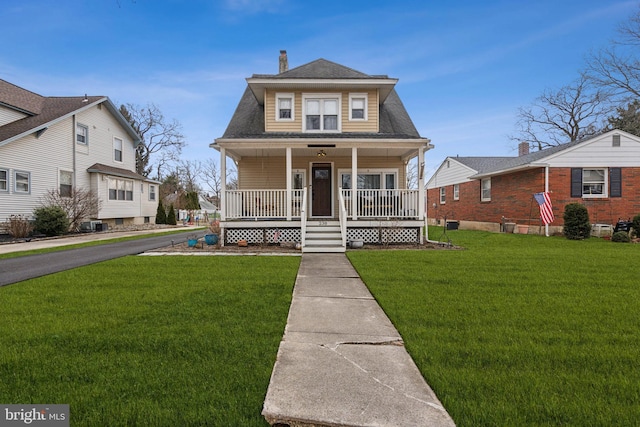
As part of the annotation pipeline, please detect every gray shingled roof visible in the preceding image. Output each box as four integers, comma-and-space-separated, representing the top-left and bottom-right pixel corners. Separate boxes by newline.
0, 79, 44, 114
0, 95, 104, 143
455, 138, 589, 176
87, 163, 157, 182
454, 157, 514, 174
253, 58, 388, 79
221, 59, 421, 139
1, 79, 140, 146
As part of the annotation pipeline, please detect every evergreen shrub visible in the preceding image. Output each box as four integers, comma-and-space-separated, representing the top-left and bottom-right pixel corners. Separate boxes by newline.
563, 203, 590, 240
33, 206, 70, 236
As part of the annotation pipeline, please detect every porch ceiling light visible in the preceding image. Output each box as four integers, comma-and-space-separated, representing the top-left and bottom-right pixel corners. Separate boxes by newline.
317, 149, 327, 157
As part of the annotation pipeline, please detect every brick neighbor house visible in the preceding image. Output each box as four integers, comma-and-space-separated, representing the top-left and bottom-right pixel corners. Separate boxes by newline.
426, 129, 640, 234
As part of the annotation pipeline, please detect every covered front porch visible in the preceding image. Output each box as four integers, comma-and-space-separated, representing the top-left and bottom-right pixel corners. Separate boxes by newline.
211, 139, 431, 252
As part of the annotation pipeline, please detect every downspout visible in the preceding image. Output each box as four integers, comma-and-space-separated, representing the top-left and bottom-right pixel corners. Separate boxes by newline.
72, 114, 77, 189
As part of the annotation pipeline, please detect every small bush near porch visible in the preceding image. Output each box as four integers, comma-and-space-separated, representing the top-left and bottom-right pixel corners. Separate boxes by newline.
348, 229, 640, 426
0, 256, 299, 426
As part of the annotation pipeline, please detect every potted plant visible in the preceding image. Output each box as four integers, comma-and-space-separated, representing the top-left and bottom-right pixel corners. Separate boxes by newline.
205, 220, 220, 245
187, 234, 199, 247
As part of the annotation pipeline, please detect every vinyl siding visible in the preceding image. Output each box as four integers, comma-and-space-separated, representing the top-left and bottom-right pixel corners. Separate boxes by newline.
0, 118, 75, 220
546, 133, 640, 168
237, 155, 406, 217
0, 102, 151, 222
427, 158, 477, 189
264, 89, 378, 133
238, 156, 405, 189
0, 105, 28, 127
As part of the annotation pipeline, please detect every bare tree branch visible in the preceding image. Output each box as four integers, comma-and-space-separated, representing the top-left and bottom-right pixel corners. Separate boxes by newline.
39, 188, 102, 232
510, 75, 611, 150
119, 103, 185, 177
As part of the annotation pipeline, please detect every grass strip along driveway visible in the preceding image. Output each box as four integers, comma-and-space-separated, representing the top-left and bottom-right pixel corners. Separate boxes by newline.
348, 229, 640, 426
0, 256, 299, 426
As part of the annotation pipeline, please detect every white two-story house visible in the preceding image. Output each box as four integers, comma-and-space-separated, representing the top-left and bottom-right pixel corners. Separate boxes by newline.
0, 79, 158, 229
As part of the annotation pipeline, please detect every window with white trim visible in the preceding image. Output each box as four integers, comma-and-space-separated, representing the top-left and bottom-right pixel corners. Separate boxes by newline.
108, 178, 134, 201
349, 93, 368, 120
439, 187, 446, 204
0, 169, 7, 192
14, 171, 30, 194
303, 94, 340, 132
276, 93, 294, 121
481, 178, 491, 202
582, 168, 606, 196
113, 137, 123, 162
59, 170, 73, 197
340, 170, 397, 190
149, 184, 156, 201
292, 171, 305, 190
76, 123, 88, 145
453, 184, 460, 200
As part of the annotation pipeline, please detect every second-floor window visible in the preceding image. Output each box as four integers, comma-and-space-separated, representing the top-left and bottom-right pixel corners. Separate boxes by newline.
149, 184, 156, 201
114, 137, 123, 162
76, 123, 88, 145
349, 94, 368, 120
276, 93, 294, 120
303, 94, 340, 132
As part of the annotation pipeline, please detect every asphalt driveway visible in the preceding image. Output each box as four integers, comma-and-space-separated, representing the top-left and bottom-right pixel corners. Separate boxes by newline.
0, 230, 201, 287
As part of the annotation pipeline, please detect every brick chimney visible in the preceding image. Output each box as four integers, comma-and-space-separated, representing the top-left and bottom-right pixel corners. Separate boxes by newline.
279, 50, 288, 73
518, 141, 530, 156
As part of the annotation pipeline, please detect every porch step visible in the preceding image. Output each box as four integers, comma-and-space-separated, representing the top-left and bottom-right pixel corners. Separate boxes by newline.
303, 221, 345, 253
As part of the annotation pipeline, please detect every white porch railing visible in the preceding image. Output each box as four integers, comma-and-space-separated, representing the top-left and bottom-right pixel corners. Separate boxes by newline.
223, 188, 420, 220
341, 189, 420, 219
225, 189, 303, 219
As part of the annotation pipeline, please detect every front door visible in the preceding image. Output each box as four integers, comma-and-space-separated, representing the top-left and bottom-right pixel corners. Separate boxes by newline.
312, 164, 332, 217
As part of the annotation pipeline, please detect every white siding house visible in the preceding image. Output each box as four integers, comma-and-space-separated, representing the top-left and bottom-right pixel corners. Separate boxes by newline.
0, 79, 158, 228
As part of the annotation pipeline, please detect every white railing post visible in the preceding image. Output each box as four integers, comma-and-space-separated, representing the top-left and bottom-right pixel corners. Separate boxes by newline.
301, 187, 308, 248
338, 187, 347, 247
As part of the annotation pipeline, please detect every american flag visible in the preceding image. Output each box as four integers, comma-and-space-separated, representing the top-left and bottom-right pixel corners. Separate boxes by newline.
534, 192, 554, 225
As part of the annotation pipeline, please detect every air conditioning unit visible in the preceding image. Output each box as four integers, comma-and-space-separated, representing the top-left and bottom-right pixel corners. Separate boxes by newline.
90, 220, 103, 231
80, 222, 93, 232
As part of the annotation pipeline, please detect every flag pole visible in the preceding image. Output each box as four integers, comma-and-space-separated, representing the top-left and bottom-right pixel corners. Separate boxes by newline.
544, 166, 549, 237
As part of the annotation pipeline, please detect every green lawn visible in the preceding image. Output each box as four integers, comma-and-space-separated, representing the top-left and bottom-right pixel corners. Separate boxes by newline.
0, 256, 299, 426
3, 230, 639, 426
348, 229, 640, 426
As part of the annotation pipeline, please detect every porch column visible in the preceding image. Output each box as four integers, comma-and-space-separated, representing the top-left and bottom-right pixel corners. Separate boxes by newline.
418, 146, 425, 221
286, 147, 292, 221
220, 148, 226, 221
352, 147, 358, 220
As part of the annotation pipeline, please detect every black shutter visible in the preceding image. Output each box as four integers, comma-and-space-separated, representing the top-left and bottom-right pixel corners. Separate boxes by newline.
571, 168, 582, 198
610, 167, 622, 197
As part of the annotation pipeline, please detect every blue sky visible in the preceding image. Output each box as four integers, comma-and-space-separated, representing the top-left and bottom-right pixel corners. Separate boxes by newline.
1, 0, 637, 177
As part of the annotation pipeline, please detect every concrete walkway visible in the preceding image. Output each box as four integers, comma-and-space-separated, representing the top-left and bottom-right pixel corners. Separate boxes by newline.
263, 253, 455, 427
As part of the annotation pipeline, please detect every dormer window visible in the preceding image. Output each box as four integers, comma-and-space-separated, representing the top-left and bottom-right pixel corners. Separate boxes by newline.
349, 93, 368, 120
76, 123, 88, 144
276, 93, 294, 121
303, 94, 340, 132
